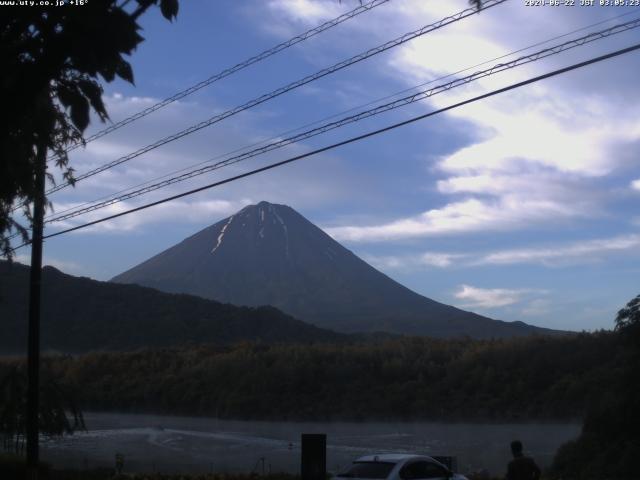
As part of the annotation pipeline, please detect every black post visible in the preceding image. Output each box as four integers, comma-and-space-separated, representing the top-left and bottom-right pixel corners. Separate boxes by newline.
301, 434, 326, 480
26, 142, 46, 480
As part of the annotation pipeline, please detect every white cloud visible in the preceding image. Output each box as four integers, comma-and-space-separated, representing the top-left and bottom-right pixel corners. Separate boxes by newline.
364, 251, 465, 270
454, 284, 538, 309
49, 198, 253, 234
327, 196, 586, 242
398, 14, 640, 237
266, 0, 344, 25
310, 0, 640, 244
361, 233, 640, 273
477, 234, 640, 267
632, 179, 640, 191
434, 96, 638, 178
521, 299, 551, 317
362, 254, 406, 271
420, 252, 460, 268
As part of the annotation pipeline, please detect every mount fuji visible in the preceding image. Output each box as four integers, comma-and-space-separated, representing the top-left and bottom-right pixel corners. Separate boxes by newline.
112, 201, 555, 338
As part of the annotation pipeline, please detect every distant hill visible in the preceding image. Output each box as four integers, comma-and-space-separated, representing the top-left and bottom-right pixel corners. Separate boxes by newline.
0, 261, 344, 354
113, 201, 558, 339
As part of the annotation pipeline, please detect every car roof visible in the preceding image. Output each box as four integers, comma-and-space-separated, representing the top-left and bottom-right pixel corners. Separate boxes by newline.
354, 454, 438, 463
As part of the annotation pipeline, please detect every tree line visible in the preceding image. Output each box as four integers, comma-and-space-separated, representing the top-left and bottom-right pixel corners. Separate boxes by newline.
0, 261, 343, 354
0, 332, 622, 422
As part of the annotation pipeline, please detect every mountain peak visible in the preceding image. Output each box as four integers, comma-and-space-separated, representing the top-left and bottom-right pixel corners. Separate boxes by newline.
239, 200, 290, 213
208, 201, 298, 257
256, 200, 284, 208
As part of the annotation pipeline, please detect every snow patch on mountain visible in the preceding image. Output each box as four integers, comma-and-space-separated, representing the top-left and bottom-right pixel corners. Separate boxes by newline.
272, 208, 290, 260
211, 215, 234, 254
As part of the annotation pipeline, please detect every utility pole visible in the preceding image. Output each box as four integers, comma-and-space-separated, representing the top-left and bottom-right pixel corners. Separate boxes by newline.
26, 140, 46, 480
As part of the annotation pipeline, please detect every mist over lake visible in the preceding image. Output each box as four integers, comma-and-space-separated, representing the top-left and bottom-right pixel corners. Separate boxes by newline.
40, 412, 580, 477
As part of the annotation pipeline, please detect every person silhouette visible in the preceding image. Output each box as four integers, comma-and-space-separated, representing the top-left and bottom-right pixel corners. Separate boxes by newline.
115, 452, 124, 475
506, 440, 541, 480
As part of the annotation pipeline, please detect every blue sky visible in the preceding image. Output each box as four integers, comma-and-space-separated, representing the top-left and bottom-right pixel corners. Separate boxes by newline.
17, 0, 640, 331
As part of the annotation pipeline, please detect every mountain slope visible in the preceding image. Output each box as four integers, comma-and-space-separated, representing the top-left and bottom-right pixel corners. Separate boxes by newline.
0, 261, 344, 354
113, 201, 555, 338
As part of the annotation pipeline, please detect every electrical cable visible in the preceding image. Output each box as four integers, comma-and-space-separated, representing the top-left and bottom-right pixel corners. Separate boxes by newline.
44, 0, 508, 196
44, 17, 640, 225
43, 7, 640, 222
10, 42, 634, 248
48, 0, 394, 161
43, 8, 638, 222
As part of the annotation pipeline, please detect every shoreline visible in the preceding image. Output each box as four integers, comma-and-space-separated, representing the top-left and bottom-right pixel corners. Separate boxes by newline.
78, 409, 584, 426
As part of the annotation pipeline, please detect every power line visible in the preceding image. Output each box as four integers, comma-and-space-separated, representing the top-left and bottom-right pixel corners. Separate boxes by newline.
49, 0, 393, 161
20, 42, 636, 245
44, 8, 638, 223
10, 3, 631, 234
8, 9, 636, 235
10, 0, 393, 218
45, 0, 508, 196
44, 17, 640, 225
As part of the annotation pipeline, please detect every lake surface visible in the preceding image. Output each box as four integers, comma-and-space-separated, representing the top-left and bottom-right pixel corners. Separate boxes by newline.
41, 412, 580, 477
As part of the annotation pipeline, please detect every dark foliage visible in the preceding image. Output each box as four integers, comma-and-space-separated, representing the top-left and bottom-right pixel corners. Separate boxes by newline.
0, 261, 344, 353
0, 0, 179, 258
615, 293, 640, 334
549, 294, 640, 480
0, 366, 84, 455
0, 332, 622, 422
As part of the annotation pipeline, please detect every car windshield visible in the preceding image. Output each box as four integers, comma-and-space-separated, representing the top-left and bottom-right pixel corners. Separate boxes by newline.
337, 461, 397, 479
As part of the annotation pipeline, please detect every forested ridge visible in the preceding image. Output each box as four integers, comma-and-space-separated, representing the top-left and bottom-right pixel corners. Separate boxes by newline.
0, 332, 620, 421
0, 261, 344, 353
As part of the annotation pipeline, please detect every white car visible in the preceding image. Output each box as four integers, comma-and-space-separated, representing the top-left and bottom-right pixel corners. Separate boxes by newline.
334, 454, 468, 480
